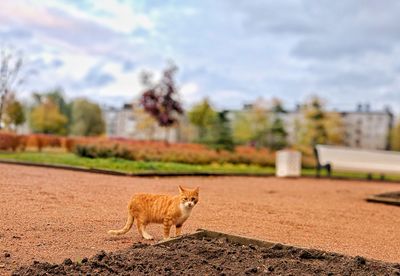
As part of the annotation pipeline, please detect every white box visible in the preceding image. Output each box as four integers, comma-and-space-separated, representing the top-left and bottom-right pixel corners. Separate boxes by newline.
276, 150, 302, 177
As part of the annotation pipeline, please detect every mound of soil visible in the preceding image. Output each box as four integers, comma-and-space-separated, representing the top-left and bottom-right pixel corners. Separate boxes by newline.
13, 236, 400, 276
368, 191, 400, 206
379, 192, 400, 200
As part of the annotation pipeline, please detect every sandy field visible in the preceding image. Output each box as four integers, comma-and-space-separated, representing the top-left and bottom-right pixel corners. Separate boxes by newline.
1, 163, 399, 274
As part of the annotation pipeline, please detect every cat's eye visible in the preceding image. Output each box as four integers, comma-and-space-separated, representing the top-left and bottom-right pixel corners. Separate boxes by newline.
191, 197, 195, 201
183, 197, 188, 201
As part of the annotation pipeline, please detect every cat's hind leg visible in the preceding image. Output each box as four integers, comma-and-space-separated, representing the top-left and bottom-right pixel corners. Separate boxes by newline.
136, 220, 153, 240
142, 225, 154, 240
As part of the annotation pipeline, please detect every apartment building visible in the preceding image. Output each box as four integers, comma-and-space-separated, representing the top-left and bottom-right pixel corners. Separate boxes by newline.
229, 104, 394, 150
340, 108, 393, 150
103, 103, 394, 150
102, 103, 180, 142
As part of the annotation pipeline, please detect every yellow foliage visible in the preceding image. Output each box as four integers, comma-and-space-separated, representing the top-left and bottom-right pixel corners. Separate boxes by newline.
324, 112, 345, 145
3, 99, 25, 130
391, 118, 400, 151
233, 112, 253, 143
30, 102, 68, 135
232, 105, 269, 145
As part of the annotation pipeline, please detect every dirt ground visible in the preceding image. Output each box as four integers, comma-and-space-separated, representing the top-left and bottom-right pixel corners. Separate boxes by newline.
1, 163, 400, 275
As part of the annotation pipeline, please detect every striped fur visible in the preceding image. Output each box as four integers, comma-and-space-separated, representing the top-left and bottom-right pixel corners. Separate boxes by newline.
108, 186, 199, 240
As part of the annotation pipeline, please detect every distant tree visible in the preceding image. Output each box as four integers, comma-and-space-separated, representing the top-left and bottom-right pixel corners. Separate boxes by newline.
140, 63, 183, 141
70, 99, 105, 136
188, 98, 217, 142
3, 95, 25, 131
33, 89, 71, 130
301, 97, 328, 146
270, 98, 286, 113
249, 104, 270, 148
267, 99, 288, 150
233, 103, 269, 147
212, 111, 234, 151
268, 118, 287, 150
30, 99, 68, 135
391, 118, 400, 151
232, 111, 253, 144
46, 89, 71, 120
324, 112, 345, 145
0, 47, 23, 129
30, 89, 73, 133
297, 97, 345, 149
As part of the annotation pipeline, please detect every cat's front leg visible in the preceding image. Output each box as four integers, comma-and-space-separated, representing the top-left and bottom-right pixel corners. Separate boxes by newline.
163, 217, 172, 240
175, 224, 182, 236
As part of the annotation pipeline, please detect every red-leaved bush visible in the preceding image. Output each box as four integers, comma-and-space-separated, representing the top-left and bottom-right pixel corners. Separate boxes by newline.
0, 132, 19, 151
73, 140, 276, 167
0, 133, 316, 167
0, 133, 82, 152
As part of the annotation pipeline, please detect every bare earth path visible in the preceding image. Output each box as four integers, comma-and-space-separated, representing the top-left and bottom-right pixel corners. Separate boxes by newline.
1, 164, 399, 274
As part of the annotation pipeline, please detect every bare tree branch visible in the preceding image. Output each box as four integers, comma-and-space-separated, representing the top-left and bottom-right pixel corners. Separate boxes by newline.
0, 47, 24, 129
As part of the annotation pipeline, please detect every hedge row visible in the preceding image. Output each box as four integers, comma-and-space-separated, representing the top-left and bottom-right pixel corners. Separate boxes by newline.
0, 132, 75, 152
0, 132, 315, 167
74, 142, 276, 167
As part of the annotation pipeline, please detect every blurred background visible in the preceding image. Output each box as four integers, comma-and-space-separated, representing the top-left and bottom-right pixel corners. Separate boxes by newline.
0, 0, 399, 174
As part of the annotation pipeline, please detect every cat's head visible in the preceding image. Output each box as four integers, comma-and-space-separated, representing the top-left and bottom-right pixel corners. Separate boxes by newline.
178, 185, 199, 209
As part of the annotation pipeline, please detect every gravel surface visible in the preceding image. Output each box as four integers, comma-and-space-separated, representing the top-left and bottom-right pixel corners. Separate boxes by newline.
1, 163, 400, 275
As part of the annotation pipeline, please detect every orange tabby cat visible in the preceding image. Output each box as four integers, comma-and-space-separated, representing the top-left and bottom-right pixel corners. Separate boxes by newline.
108, 186, 199, 240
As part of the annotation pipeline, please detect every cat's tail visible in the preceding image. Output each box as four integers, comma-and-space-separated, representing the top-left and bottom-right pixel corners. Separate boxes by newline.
107, 212, 134, 235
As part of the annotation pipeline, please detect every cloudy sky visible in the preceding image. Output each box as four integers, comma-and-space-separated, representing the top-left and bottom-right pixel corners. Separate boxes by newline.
1, 0, 400, 112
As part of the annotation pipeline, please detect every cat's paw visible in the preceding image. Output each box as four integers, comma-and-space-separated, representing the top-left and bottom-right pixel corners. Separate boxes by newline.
143, 233, 154, 240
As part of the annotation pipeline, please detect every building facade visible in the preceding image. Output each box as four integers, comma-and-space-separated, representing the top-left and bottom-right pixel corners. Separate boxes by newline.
102, 103, 180, 142
228, 104, 394, 150
103, 103, 394, 150
340, 110, 393, 150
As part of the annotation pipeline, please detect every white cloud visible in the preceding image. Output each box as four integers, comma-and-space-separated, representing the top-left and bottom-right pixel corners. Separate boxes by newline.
88, 0, 154, 33
212, 90, 251, 109
2, 0, 400, 114
180, 82, 201, 106
26, 0, 155, 34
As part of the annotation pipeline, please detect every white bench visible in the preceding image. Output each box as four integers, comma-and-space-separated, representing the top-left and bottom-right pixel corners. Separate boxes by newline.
314, 145, 400, 178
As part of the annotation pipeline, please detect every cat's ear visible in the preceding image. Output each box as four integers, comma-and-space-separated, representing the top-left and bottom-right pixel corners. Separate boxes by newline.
178, 185, 185, 193
194, 186, 199, 193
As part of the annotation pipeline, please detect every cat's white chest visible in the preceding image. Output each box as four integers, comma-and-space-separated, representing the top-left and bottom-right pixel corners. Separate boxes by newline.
176, 204, 192, 225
